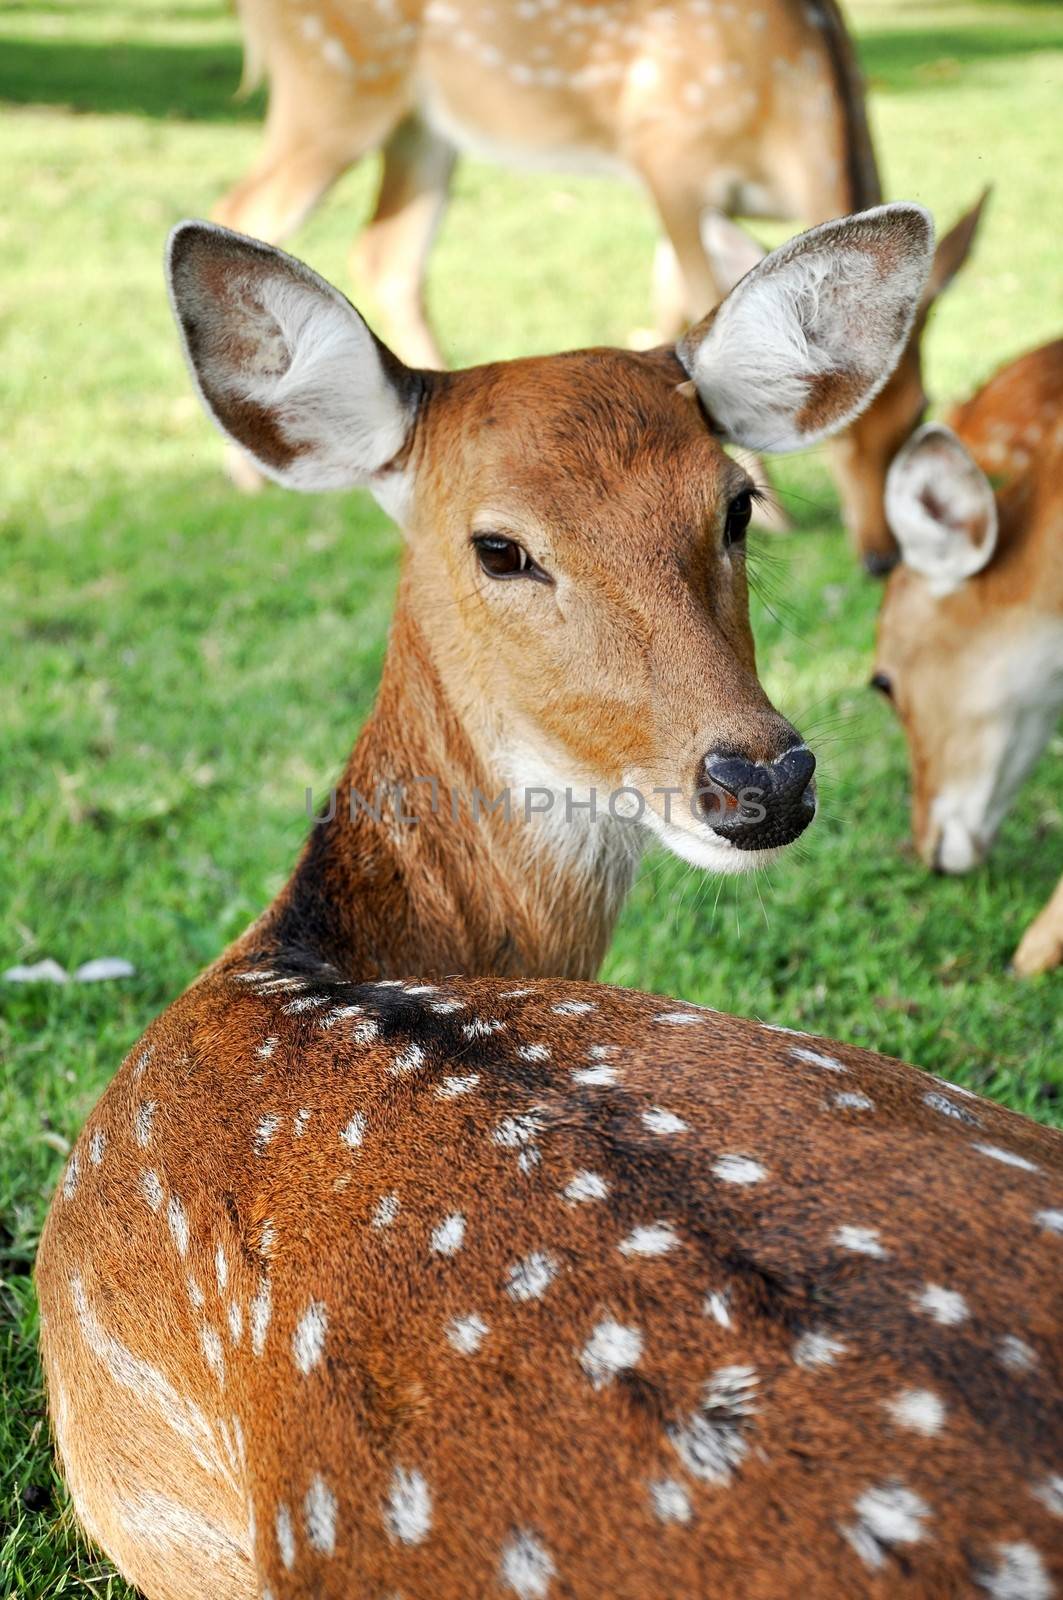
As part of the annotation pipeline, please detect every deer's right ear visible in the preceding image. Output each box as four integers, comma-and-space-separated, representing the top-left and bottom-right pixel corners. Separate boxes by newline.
678, 204, 935, 454
885, 423, 997, 595
166, 222, 418, 493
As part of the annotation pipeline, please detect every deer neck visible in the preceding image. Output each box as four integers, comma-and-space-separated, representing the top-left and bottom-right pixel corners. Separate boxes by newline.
244, 591, 640, 984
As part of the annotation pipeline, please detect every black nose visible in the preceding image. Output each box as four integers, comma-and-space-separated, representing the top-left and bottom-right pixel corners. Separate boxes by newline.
699, 743, 817, 851
863, 550, 900, 578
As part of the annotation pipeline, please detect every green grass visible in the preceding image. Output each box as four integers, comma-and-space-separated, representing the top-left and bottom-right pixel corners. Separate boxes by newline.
1, 0, 1061, 1590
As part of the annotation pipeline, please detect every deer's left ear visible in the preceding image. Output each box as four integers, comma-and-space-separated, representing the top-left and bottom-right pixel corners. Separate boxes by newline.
885, 423, 997, 594
677, 204, 935, 453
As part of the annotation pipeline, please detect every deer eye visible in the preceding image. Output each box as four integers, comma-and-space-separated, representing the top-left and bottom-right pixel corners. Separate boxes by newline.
723, 490, 753, 549
472, 535, 549, 583
870, 671, 894, 700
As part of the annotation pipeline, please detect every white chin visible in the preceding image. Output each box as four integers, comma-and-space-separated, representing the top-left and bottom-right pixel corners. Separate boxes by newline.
934, 819, 984, 875
641, 811, 787, 875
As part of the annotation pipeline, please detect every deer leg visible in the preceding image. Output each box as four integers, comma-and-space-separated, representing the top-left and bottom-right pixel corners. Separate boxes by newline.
350, 113, 456, 371
1012, 871, 1063, 976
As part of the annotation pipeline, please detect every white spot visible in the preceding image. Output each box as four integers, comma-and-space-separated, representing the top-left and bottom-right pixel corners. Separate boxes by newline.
236, 969, 276, 983
790, 1046, 846, 1072
462, 1018, 504, 1038
998, 1334, 1037, 1373
256, 1036, 278, 1059
384, 1466, 432, 1545
572, 1064, 619, 1086
650, 1478, 692, 1523
973, 1143, 1039, 1173
551, 1000, 595, 1015
793, 1330, 847, 1369
167, 1195, 189, 1257
352, 1020, 379, 1046
641, 1107, 688, 1135
62, 1152, 80, 1201
841, 1483, 930, 1570
923, 1090, 979, 1125
250, 1278, 271, 1357
430, 999, 465, 1014
517, 1044, 550, 1062
253, 1114, 281, 1154
501, 1530, 555, 1598
833, 1091, 874, 1111
884, 1388, 945, 1436
1035, 1209, 1063, 1234
834, 1226, 888, 1258
1032, 1475, 1063, 1516
188, 1275, 205, 1310
276, 1502, 296, 1570
260, 1220, 276, 1257
404, 984, 437, 995
430, 1212, 466, 1256
493, 1111, 544, 1173
580, 1320, 643, 1388
340, 1112, 366, 1149
304, 1474, 337, 1556
318, 1005, 363, 1031
620, 1223, 678, 1257
499, 987, 534, 998
913, 1284, 968, 1325
587, 1045, 617, 1061
976, 1541, 1053, 1600
215, 1243, 229, 1293
199, 1323, 225, 1385
390, 1043, 426, 1076
447, 1313, 488, 1354
293, 1301, 327, 1375
436, 1073, 480, 1098
653, 1011, 703, 1025
704, 1291, 732, 1328
133, 1045, 154, 1078
134, 1100, 157, 1147
372, 1193, 400, 1228
88, 1128, 107, 1166
141, 1169, 164, 1212
282, 995, 327, 1014
668, 1366, 758, 1484
293, 1108, 311, 1137
227, 1301, 243, 1344
713, 1155, 766, 1185
506, 1251, 559, 1301
563, 1171, 608, 1203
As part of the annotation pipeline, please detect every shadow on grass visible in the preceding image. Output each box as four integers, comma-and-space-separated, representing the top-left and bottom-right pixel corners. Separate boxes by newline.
859, 23, 1063, 94
0, 36, 263, 122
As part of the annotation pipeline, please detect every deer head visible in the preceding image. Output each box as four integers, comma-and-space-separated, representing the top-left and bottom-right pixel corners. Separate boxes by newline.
874, 416, 1063, 876
168, 206, 933, 879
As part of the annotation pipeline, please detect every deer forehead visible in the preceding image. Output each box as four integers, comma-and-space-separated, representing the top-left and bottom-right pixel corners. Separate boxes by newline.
418, 350, 742, 537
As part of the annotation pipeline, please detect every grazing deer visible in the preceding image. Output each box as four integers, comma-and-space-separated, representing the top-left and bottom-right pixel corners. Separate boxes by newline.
36, 210, 1063, 1600
216, 0, 981, 569
874, 338, 1063, 975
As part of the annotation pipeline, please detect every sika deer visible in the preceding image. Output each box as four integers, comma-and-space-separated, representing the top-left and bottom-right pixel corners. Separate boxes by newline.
37, 210, 1063, 1600
874, 339, 1063, 975
215, 0, 980, 568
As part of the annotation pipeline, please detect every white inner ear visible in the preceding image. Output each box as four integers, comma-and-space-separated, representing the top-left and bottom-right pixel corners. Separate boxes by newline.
886, 423, 998, 596
679, 205, 933, 454
168, 223, 414, 494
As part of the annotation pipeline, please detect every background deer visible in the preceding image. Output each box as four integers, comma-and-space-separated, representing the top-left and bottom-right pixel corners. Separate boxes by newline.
874, 339, 1063, 975
215, 0, 980, 569
36, 208, 1063, 1600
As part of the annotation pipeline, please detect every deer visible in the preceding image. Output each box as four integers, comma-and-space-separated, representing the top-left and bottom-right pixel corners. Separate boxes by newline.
873, 338, 1063, 976
215, 0, 983, 571
35, 207, 1063, 1600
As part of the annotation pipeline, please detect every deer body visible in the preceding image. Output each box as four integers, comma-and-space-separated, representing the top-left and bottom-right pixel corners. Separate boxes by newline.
876, 339, 1063, 973
36, 212, 1063, 1597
